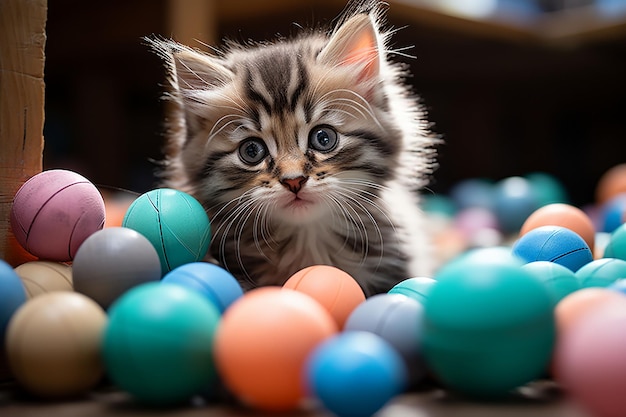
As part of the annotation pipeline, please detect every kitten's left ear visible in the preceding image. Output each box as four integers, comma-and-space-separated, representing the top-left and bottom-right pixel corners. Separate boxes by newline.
318, 13, 382, 81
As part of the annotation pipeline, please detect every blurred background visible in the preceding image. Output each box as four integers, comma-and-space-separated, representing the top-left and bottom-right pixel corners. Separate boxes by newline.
43, 0, 626, 207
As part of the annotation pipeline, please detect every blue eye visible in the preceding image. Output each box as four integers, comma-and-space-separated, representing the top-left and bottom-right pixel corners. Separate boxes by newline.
309, 125, 338, 153
238, 138, 267, 165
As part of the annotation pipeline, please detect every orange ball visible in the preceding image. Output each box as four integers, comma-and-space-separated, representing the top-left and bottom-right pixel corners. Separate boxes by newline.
596, 164, 626, 205
519, 203, 596, 252
283, 265, 365, 329
214, 287, 337, 411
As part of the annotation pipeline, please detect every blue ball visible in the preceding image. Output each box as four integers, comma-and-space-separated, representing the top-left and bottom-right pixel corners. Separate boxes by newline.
305, 331, 407, 417
161, 262, 243, 313
449, 178, 495, 211
601, 194, 626, 233
512, 226, 593, 272
492, 177, 540, 233
0, 260, 27, 344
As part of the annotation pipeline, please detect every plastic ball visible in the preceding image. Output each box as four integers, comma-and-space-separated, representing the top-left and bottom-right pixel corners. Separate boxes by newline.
596, 163, 626, 205
604, 223, 626, 261
522, 261, 580, 305
72, 227, 161, 309
6, 292, 107, 398
520, 204, 596, 252
600, 193, 626, 233
512, 225, 593, 272
554, 288, 626, 334
388, 276, 436, 304
576, 258, 626, 288
122, 188, 211, 273
492, 176, 540, 234
305, 331, 407, 417
454, 207, 500, 237
103, 283, 220, 405
13, 261, 73, 298
0, 260, 27, 344
525, 172, 568, 207
345, 293, 426, 383
283, 265, 365, 328
423, 256, 555, 398
214, 287, 337, 411
555, 300, 626, 417
161, 262, 243, 313
449, 178, 494, 210
609, 279, 626, 295
10, 169, 105, 261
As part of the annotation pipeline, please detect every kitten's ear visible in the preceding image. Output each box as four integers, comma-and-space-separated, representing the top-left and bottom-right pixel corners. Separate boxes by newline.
171, 48, 233, 91
318, 13, 381, 81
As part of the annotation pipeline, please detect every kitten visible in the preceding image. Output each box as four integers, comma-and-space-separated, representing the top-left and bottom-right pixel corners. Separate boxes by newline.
149, 0, 438, 295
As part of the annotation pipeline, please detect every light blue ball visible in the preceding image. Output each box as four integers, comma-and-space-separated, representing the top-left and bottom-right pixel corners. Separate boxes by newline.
345, 293, 427, 384
161, 262, 243, 313
512, 226, 593, 272
492, 177, 540, 233
305, 331, 407, 417
0, 259, 27, 344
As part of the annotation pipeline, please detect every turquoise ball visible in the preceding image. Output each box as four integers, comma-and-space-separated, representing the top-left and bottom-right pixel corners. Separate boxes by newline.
103, 283, 220, 405
423, 255, 555, 398
523, 261, 580, 305
388, 277, 436, 304
122, 188, 211, 273
576, 258, 626, 288
605, 224, 626, 261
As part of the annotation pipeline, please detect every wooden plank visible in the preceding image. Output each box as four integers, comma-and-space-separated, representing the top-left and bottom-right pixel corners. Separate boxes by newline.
0, 0, 47, 267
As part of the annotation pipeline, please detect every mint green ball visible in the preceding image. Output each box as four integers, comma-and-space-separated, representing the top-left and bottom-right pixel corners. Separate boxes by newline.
103, 283, 220, 405
423, 255, 555, 398
123, 188, 211, 273
388, 277, 436, 304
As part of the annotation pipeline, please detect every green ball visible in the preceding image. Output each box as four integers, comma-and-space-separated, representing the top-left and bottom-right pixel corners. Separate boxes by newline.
123, 188, 211, 273
423, 255, 555, 398
576, 258, 626, 288
604, 224, 626, 261
103, 283, 220, 405
523, 261, 580, 305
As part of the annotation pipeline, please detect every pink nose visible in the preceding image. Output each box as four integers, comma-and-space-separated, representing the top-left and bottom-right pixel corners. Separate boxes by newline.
281, 176, 308, 194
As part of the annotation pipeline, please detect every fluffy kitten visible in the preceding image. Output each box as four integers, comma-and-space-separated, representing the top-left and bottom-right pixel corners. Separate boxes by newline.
150, 0, 438, 295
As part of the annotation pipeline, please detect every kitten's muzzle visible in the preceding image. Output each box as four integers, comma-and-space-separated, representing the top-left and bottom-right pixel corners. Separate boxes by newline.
281, 176, 308, 194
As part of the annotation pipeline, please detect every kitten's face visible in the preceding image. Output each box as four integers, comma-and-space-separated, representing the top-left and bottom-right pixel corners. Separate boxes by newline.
171, 15, 400, 225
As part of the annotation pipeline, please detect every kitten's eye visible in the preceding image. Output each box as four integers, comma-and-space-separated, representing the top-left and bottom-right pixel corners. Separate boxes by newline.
238, 138, 267, 165
308, 125, 338, 153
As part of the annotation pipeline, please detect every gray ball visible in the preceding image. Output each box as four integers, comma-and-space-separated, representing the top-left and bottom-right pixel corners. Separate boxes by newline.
73, 227, 161, 309
345, 293, 427, 384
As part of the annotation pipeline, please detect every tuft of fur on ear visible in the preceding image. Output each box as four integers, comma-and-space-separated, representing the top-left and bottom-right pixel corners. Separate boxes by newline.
317, 5, 386, 82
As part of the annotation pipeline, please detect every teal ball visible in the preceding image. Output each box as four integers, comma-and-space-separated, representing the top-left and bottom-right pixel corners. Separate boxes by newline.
122, 188, 211, 273
576, 258, 626, 289
523, 261, 580, 305
423, 256, 555, 398
388, 277, 436, 304
103, 283, 220, 405
0, 260, 27, 345
605, 224, 626, 261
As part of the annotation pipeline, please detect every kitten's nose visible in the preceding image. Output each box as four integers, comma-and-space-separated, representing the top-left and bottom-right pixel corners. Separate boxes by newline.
281, 176, 308, 194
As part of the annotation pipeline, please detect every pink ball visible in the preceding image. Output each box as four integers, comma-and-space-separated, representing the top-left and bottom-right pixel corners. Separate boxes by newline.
555, 297, 626, 417
10, 170, 105, 261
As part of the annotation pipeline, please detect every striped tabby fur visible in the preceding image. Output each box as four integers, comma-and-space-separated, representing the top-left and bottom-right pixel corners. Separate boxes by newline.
150, 1, 438, 294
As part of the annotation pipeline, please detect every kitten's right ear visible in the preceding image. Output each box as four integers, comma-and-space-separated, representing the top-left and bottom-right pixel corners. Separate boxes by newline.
147, 38, 233, 92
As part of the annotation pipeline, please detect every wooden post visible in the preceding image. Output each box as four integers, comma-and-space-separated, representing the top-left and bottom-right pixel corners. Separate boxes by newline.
166, 0, 218, 49
0, 0, 47, 266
